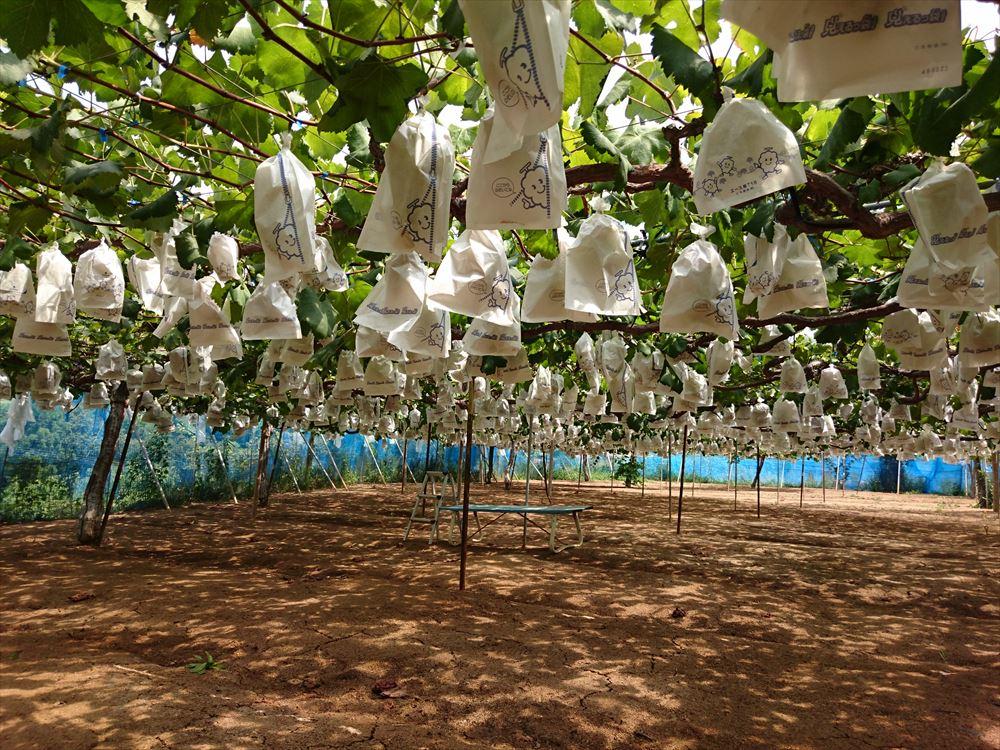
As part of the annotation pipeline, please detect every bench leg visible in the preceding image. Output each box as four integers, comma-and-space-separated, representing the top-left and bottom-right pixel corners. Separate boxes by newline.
549, 516, 558, 552
574, 512, 583, 546
448, 511, 458, 545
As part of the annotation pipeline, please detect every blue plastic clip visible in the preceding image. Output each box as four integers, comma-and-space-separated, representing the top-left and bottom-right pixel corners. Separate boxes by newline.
57, 65, 68, 79
99, 128, 109, 143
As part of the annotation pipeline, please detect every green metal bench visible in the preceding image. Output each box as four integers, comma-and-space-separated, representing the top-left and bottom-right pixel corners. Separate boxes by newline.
438, 504, 592, 553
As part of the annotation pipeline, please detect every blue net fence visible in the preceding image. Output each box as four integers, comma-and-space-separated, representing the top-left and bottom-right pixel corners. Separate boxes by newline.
0, 399, 976, 523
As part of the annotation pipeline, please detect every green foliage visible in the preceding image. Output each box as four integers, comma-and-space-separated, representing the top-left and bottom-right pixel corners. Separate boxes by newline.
186, 652, 224, 674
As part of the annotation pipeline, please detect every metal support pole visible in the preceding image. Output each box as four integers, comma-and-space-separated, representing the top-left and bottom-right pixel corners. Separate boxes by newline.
676, 425, 689, 534
756, 445, 762, 519
733, 452, 738, 511
282, 452, 302, 494
366, 436, 388, 485
136, 435, 170, 511
799, 457, 805, 509
209, 432, 239, 504
523, 430, 533, 548
321, 436, 347, 488
302, 432, 335, 489
459, 381, 475, 591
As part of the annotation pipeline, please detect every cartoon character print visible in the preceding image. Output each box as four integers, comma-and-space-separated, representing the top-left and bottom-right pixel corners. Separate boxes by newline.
747, 270, 777, 296
272, 155, 305, 263
609, 261, 636, 304
709, 292, 736, 328
509, 134, 551, 214
423, 318, 446, 350
717, 156, 736, 176
404, 199, 434, 246
498, 0, 550, 109
482, 272, 512, 312
756, 147, 783, 177
699, 176, 721, 198
517, 163, 549, 210
940, 269, 972, 293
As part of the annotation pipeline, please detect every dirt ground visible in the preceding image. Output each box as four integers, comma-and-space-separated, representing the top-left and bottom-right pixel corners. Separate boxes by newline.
1, 479, 998, 750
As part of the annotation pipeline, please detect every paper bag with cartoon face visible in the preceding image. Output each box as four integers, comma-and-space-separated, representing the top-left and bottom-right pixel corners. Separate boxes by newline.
467, 111, 566, 230
254, 132, 317, 283
564, 214, 641, 317
459, 0, 571, 161
692, 90, 805, 214
357, 113, 455, 264
426, 230, 515, 325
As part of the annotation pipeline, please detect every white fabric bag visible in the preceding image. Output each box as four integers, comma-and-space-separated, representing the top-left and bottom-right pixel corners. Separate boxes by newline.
756, 233, 827, 318
659, 226, 739, 339
692, 89, 805, 214
959, 309, 1000, 367
386, 301, 452, 359
240, 281, 301, 340
819, 365, 848, 400
0, 263, 32, 317
857, 343, 881, 390
189, 279, 242, 358
467, 112, 565, 230
744, 227, 786, 304
207, 233, 240, 282
462, 292, 522, 356
459, 0, 571, 161
802, 384, 824, 418
74, 242, 124, 322
758, 325, 792, 357
304, 235, 349, 293
357, 112, 455, 264
772, 398, 800, 433
34, 245, 75, 324
564, 214, 641, 317
13, 316, 71, 356
356, 325, 405, 361
882, 309, 947, 369
721, 0, 961, 102
707, 339, 734, 385
354, 252, 428, 334
254, 132, 317, 283
95, 340, 127, 381
521, 244, 597, 323
426, 230, 515, 325
127, 256, 166, 315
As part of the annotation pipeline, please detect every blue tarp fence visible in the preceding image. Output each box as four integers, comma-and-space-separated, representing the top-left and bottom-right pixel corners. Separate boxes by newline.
0, 399, 973, 522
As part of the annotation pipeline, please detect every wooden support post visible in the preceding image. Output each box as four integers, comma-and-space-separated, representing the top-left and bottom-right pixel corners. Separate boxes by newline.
401, 438, 408, 492
459, 381, 475, 591
733, 452, 738, 511
97, 406, 139, 546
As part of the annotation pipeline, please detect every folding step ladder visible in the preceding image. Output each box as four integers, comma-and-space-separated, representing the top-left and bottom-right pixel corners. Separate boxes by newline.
403, 471, 455, 543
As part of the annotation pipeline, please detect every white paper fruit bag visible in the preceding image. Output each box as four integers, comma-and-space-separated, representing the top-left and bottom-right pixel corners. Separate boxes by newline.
659, 226, 739, 339
459, 0, 571, 161
564, 214, 641, 317
521, 242, 597, 323
354, 252, 428, 334
693, 89, 805, 214
756, 233, 827, 318
467, 111, 565, 230
240, 281, 301, 340
34, 245, 75, 324
426, 230, 515, 325
254, 132, 317, 282
74, 241, 124, 322
357, 112, 455, 263
721, 0, 962, 101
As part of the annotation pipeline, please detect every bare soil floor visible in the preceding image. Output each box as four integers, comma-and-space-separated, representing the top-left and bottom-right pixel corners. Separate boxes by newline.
1, 480, 998, 750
